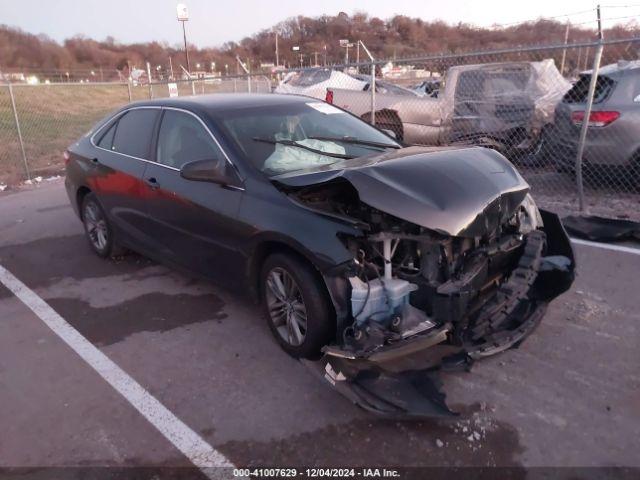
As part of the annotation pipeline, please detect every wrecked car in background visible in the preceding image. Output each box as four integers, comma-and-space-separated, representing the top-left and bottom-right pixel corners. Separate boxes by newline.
327, 59, 571, 161
275, 67, 421, 101
274, 68, 368, 98
65, 94, 575, 417
546, 60, 640, 188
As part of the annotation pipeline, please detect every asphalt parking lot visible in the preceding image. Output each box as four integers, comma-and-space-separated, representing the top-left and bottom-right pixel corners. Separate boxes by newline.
1, 178, 639, 477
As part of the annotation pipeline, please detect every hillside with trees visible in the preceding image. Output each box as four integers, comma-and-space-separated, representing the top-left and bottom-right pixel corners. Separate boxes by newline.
1, 12, 638, 80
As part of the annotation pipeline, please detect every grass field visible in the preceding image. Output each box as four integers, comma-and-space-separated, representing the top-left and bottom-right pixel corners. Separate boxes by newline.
0, 79, 271, 185
0, 83, 131, 184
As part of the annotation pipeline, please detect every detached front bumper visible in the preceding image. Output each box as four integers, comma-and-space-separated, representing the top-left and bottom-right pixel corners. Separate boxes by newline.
314, 210, 575, 418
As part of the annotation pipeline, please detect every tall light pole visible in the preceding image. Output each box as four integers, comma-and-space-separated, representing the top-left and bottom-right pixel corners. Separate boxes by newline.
339, 39, 354, 66
177, 4, 191, 73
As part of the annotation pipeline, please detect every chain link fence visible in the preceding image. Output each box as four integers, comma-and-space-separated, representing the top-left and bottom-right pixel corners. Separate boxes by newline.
277, 38, 640, 221
0, 75, 270, 185
1, 39, 639, 221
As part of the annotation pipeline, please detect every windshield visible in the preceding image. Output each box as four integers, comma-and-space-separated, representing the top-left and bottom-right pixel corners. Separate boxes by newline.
216, 101, 400, 176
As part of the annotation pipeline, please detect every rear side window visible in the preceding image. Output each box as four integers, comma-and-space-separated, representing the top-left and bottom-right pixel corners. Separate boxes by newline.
97, 123, 116, 149
563, 75, 615, 104
111, 109, 159, 159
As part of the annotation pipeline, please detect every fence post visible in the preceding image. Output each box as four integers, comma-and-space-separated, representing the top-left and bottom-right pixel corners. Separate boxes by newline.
191, 80, 196, 96
146, 62, 153, 99
371, 62, 376, 126
126, 80, 132, 102
574, 41, 604, 213
8, 83, 31, 181
358, 41, 376, 126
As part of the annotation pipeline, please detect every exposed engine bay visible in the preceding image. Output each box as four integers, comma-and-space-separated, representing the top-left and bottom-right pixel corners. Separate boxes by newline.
274, 146, 575, 417
286, 179, 574, 417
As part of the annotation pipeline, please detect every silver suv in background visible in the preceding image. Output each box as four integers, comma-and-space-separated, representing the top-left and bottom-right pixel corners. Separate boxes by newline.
547, 61, 640, 188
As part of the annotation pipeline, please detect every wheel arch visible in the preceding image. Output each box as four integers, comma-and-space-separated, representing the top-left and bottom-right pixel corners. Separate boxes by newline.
247, 238, 324, 300
76, 185, 93, 220
247, 236, 352, 338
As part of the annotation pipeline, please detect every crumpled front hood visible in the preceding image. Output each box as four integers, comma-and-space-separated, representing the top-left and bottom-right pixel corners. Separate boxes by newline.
273, 146, 530, 237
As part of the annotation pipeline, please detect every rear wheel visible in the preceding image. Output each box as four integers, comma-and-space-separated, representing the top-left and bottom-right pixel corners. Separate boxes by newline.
81, 193, 124, 258
260, 253, 334, 359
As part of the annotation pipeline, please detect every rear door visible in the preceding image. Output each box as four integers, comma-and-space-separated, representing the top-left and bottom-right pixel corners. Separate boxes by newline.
90, 107, 161, 250
141, 108, 245, 284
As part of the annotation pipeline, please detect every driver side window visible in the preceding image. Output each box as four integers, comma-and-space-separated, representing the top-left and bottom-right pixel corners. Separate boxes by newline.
156, 110, 223, 170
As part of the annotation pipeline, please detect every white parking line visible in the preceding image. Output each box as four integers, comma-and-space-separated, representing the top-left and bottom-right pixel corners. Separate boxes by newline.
570, 238, 640, 256
0, 263, 235, 479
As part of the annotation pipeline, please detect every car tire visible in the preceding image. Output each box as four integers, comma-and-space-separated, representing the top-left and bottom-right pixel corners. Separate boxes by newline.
81, 193, 124, 258
260, 253, 334, 359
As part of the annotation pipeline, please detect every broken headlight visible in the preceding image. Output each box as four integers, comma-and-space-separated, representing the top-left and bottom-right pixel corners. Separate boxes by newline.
518, 193, 544, 234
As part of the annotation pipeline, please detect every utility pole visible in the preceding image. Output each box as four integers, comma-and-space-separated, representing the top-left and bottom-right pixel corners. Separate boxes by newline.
275, 30, 279, 67
597, 4, 603, 40
169, 56, 174, 80
560, 22, 570, 75
356, 41, 360, 73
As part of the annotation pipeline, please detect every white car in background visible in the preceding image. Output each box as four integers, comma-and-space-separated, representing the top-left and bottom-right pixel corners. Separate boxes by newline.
275, 68, 367, 99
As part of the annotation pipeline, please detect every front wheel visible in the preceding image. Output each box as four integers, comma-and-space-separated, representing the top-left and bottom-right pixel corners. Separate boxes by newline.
260, 253, 334, 359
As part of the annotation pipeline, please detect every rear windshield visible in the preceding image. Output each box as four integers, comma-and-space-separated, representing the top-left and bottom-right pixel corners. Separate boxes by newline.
456, 68, 530, 101
563, 74, 615, 104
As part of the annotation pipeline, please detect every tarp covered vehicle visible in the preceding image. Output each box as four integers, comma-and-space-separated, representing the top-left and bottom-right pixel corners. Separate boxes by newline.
327, 60, 571, 160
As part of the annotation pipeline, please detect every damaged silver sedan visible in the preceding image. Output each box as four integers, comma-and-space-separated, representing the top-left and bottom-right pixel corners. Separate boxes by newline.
66, 94, 575, 417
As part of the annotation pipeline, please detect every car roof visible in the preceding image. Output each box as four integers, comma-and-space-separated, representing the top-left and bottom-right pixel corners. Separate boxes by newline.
584, 60, 640, 78
129, 93, 314, 113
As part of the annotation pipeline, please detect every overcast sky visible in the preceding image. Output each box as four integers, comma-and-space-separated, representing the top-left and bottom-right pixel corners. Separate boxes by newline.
1, 0, 637, 47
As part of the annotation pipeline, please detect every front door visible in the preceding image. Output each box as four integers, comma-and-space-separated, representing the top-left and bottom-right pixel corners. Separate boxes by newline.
141, 108, 245, 285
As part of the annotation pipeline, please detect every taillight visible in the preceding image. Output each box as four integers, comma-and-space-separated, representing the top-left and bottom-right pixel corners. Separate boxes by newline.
63, 150, 70, 164
571, 110, 620, 127
325, 89, 334, 104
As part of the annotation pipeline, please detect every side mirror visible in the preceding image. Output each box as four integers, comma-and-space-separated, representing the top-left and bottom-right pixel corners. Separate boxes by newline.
180, 158, 241, 187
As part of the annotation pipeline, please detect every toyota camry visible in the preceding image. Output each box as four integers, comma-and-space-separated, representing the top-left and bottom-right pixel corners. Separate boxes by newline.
65, 94, 575, 416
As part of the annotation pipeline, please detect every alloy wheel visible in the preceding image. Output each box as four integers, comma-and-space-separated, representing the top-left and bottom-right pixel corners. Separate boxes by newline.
83, 202, 108, 251
265, 267, 308, 346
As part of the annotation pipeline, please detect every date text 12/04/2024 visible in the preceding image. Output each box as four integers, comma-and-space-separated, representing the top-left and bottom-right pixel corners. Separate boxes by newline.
232, 468, 401, 477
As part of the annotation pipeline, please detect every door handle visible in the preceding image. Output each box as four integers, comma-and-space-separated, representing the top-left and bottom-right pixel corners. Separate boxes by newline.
145, 177, 160, 189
